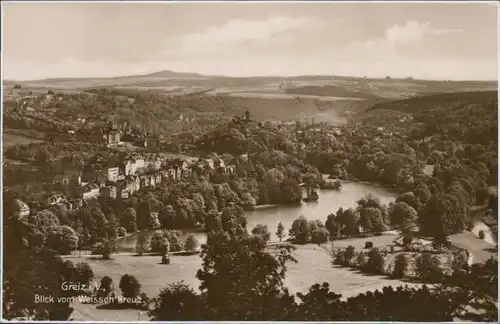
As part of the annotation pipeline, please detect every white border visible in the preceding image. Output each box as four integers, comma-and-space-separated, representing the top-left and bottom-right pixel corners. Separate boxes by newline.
0, 1, 499, 323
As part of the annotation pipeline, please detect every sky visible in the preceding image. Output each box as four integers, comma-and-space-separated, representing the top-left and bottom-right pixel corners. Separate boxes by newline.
2, 1, 499, 81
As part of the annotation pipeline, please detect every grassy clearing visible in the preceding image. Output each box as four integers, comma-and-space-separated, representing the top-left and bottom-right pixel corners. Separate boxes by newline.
67, 236, 415, 320
3, 129, 45, 147
281, 243, 415, 298
325, 234, 398, 251
448, 231, 497, 264
67, 231, 495, 321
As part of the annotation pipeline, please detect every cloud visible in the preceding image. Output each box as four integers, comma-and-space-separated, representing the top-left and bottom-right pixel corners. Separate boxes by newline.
385, 20, 462, 45
335, 20, 463, 61
162, 16, 329, 57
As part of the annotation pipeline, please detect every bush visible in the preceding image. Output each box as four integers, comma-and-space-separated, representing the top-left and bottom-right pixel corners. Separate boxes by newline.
402, 236, 413, 246
416, 253, 443, 282
478, 230, 485, 240
334, 251, 345, 265
117, 227, 127, 237
365, 241, 373, 249
119, 274, 141, 299
356, 252, 367, 269
366, 248, 385, 274
393, 254, 408, 278
344, 245, 356, 266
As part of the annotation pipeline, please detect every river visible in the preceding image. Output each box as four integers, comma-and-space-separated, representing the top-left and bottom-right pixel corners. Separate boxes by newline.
115, 181, 396, 252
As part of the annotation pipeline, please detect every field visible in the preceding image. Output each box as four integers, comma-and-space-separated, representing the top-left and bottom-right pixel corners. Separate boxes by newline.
6, 71, 496, 100
3, 129, 45, 147
66, 235, 417, 321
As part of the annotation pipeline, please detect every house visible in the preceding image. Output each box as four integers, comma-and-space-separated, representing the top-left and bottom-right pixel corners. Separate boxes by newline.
154, 172, 162, 185
171, 158, 190, 178
45, 194, 66, 206
12, 199, 30, 220
226, 164, 236, 175
214, 159, 225, 169
69, 199, 84, 210
140, 174, 152, 188
121, 157, 145, 176
100, 186, 117, 199
172, 158, 189, 171
124, 175, 141, 194
114, 181, 128, 199
82, 165, 107, 184
103, 130, 121, 146
52, 171, 82, 187
107, 167, 120, 182
81, 184, 100, 200
153, 160, 162, 170
52, 174, 70, 186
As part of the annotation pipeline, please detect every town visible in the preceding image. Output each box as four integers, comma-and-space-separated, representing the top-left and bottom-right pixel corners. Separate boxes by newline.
2, 2, 498, 323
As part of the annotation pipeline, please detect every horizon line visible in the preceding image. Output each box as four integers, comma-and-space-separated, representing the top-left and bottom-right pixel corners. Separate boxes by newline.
4, 69, 499, 83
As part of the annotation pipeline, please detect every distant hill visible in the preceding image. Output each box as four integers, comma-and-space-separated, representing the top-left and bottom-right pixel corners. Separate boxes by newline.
363, 90, 498, 145
285, 85, 382, 100
368, 91, 498, 114
5, 70, 496, 95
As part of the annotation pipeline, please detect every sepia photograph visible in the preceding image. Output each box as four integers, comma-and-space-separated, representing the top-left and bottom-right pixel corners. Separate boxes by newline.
1, 0, 498, 322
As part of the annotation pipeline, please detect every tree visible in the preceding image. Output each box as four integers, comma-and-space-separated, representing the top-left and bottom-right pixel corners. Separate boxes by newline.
75, 262, 94, 286
149, 282, 206, 320
414, 183, 432, 203
388, 202, 418, 231
116, 227, 127, 237
279, 178, 303, 204
98, 276, 113, 297
325, 213, 340, 239
416, 253, 443, 283
358, 207, 385, 233
337, 208, 359, 235
135, 235, 149, 256
393, 254, 408, 278
419, 193, 465, 239
46, 225, 78, 255
241, 192, 256, 210
343, 245, 356, 266
276, 222, 285, 242
289, 216, 311, 244
185, 234, 199, 252
164, 231, 183, 252
119, 274, 142, 299
100, 239, 116, 260
365, 248, 385, 274
121, 207, 137, 233
3, 220, 73, 320
150, 233, 169, 254
395, 192, 421, 211
61, 260, 76, 282
252, 224, 271, 243
311, 227, 329, 245
195, 231, 296, 320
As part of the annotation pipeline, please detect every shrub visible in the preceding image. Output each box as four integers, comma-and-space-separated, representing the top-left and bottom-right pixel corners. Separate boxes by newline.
185, 234, 199, 252
365, 241, 373, 249
393, 254, 408, 278
344, 245, 356, 266
366, 248, 385, 274
356, 252, 367, 269
334, 251, 345, 265
452, 250, 469, 271
416, 252, 443, 282
119, 274, 141, 299
117, 227, 127, 237
478, 230, 485, 240
402, 236, 413, 246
